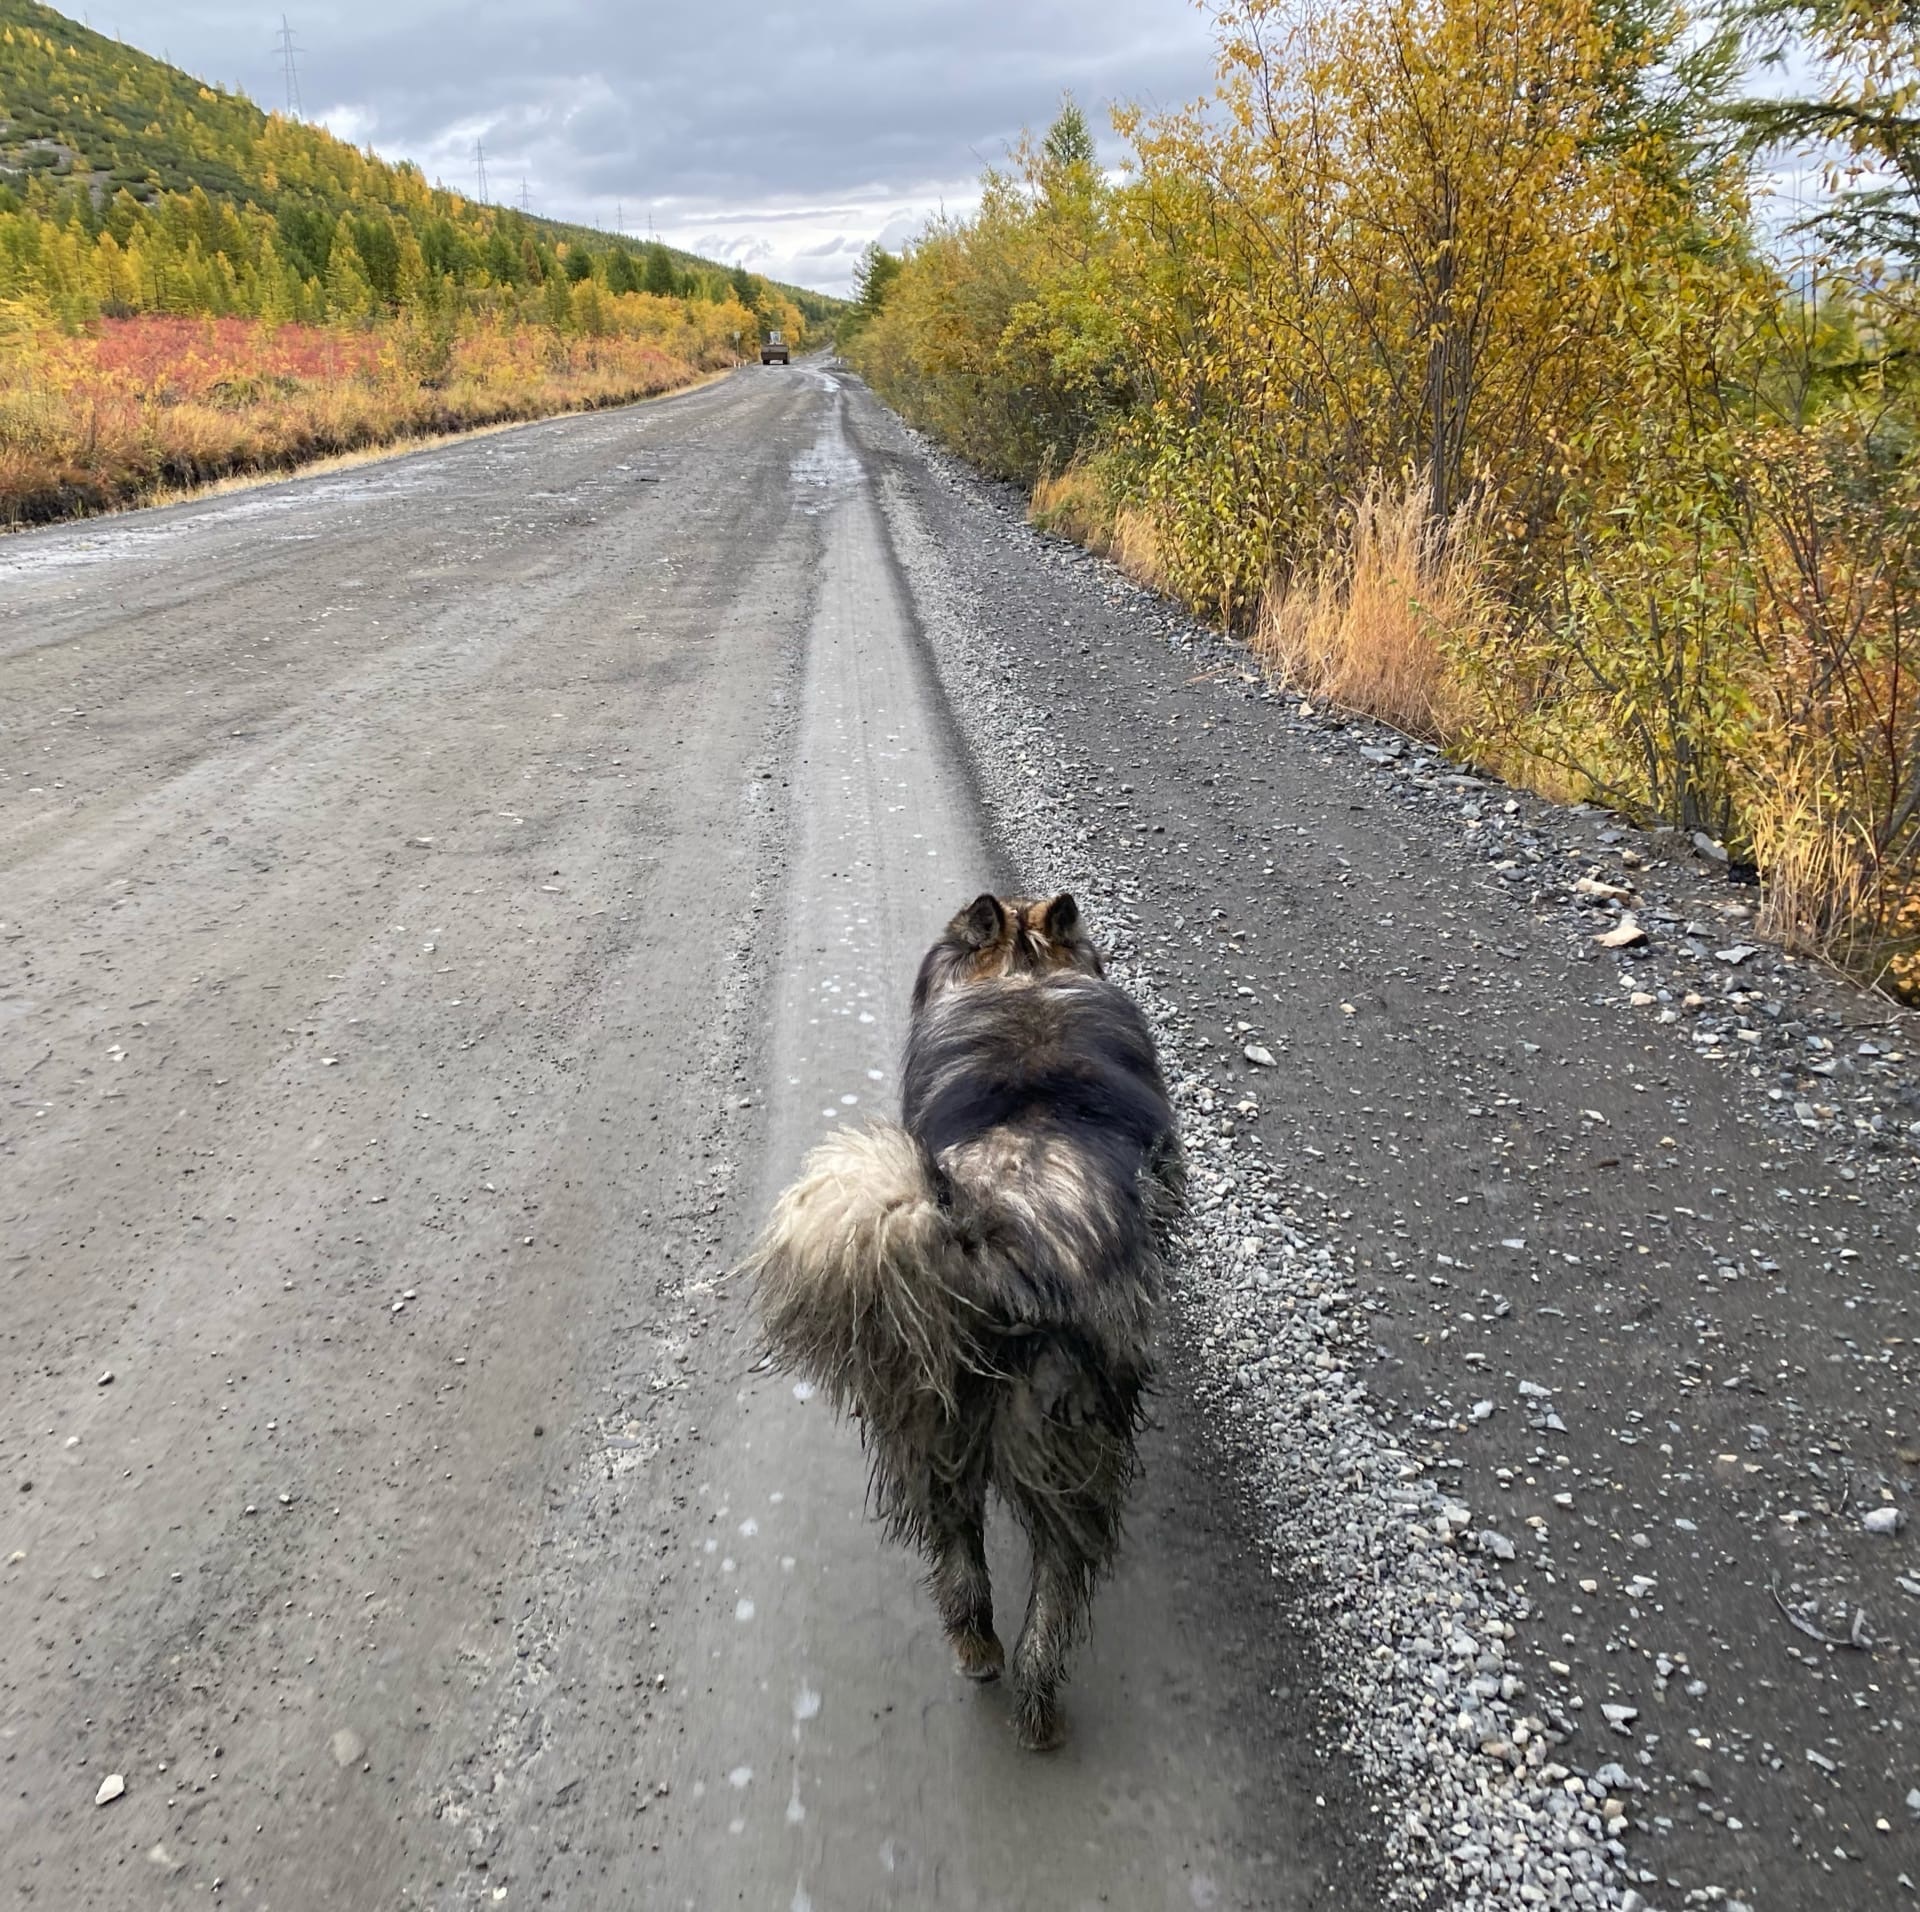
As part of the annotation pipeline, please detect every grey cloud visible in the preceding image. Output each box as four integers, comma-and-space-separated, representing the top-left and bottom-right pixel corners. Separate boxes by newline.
112, 1, 1221, 292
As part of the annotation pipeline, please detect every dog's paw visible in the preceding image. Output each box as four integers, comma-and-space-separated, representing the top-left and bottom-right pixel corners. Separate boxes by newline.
950, 1629, 1005, 1682
1013, 1706, 1066, 1753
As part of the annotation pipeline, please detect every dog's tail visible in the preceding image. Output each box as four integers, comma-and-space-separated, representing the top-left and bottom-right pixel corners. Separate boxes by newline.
741, 1122, 971, 1416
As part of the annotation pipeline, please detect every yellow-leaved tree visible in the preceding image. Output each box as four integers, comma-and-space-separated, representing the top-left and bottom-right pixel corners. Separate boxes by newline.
848, 0, 1920, 990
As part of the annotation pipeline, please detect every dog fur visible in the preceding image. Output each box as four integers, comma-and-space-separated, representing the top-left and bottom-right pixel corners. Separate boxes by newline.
742, 892, 1184, 1749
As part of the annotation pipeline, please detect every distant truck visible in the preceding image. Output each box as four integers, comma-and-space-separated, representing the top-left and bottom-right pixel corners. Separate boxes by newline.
761, 331, 790, 366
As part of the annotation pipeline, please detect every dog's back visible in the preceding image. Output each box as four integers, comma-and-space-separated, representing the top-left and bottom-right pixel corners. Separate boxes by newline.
745, 891, 1182, 1748
903, 937, 1179, 1395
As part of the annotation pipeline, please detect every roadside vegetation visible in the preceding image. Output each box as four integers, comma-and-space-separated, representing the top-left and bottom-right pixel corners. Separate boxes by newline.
842, 0, 1920, 999
0, 0, 835, 521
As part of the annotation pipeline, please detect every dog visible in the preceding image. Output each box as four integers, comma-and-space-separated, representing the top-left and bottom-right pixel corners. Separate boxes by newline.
742, 892, 1184, 1750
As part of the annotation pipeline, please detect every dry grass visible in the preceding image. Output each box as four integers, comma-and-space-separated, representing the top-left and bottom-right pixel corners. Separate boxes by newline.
1745, 746, 1920, 997
1030, 465, 1172, 596
1107, 506, 1172, 596
121, 369, 734, 519
0, 314, 736, 528
1749, 767, 1877, 954
1028, 463, 1106, 542
1251, 473, 1499, 742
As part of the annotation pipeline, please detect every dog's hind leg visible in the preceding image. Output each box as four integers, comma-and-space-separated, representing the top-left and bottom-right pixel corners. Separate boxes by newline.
1007, 1532, 1086, 1752
927, 1477, 1002, 1682
1003, 1408, 1134, 1752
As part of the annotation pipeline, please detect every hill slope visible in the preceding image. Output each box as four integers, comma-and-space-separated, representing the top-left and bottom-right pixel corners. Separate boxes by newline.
0, 2, 840, 523
0, 0, 837, 329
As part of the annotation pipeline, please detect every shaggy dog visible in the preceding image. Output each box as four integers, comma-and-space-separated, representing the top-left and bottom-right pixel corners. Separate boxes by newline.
742, 892, 1184, 1749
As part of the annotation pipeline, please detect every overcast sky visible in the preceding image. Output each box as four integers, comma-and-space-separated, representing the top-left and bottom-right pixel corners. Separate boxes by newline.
104, 2, 1224, 294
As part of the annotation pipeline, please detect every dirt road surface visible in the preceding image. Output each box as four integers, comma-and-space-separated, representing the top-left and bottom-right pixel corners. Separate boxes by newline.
2, 363, 1914, 1912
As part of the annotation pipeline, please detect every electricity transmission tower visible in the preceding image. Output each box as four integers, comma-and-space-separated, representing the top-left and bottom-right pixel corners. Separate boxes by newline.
474, 142, 489, 204
519, 178, 531, 214
275, 16, 303, 120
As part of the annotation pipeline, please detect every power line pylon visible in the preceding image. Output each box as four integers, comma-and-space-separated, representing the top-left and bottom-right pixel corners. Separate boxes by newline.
475, 142, 489, 204
275, 15, 303, 120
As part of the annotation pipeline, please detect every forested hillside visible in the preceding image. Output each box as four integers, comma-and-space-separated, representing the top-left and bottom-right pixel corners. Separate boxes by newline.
0, 0, 836, 521
0, 0, 830, 330
847, 0, 1920, 997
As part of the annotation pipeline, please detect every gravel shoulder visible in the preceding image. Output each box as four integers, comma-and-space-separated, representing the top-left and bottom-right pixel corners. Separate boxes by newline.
851, 381, 1920, 1912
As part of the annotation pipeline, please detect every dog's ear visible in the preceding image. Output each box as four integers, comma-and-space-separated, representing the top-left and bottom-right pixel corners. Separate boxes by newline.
1038, 891, 1103, 974
1041, 892, 1081, 940
959, 893, 1006, 948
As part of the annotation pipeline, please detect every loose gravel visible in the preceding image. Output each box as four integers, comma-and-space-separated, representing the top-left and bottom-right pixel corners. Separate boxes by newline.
876, 450, 1625, 1912
863, 386, 1918, 1912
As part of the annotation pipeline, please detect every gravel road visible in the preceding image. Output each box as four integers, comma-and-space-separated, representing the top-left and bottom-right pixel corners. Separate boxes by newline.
2, 362, 1914, 1911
